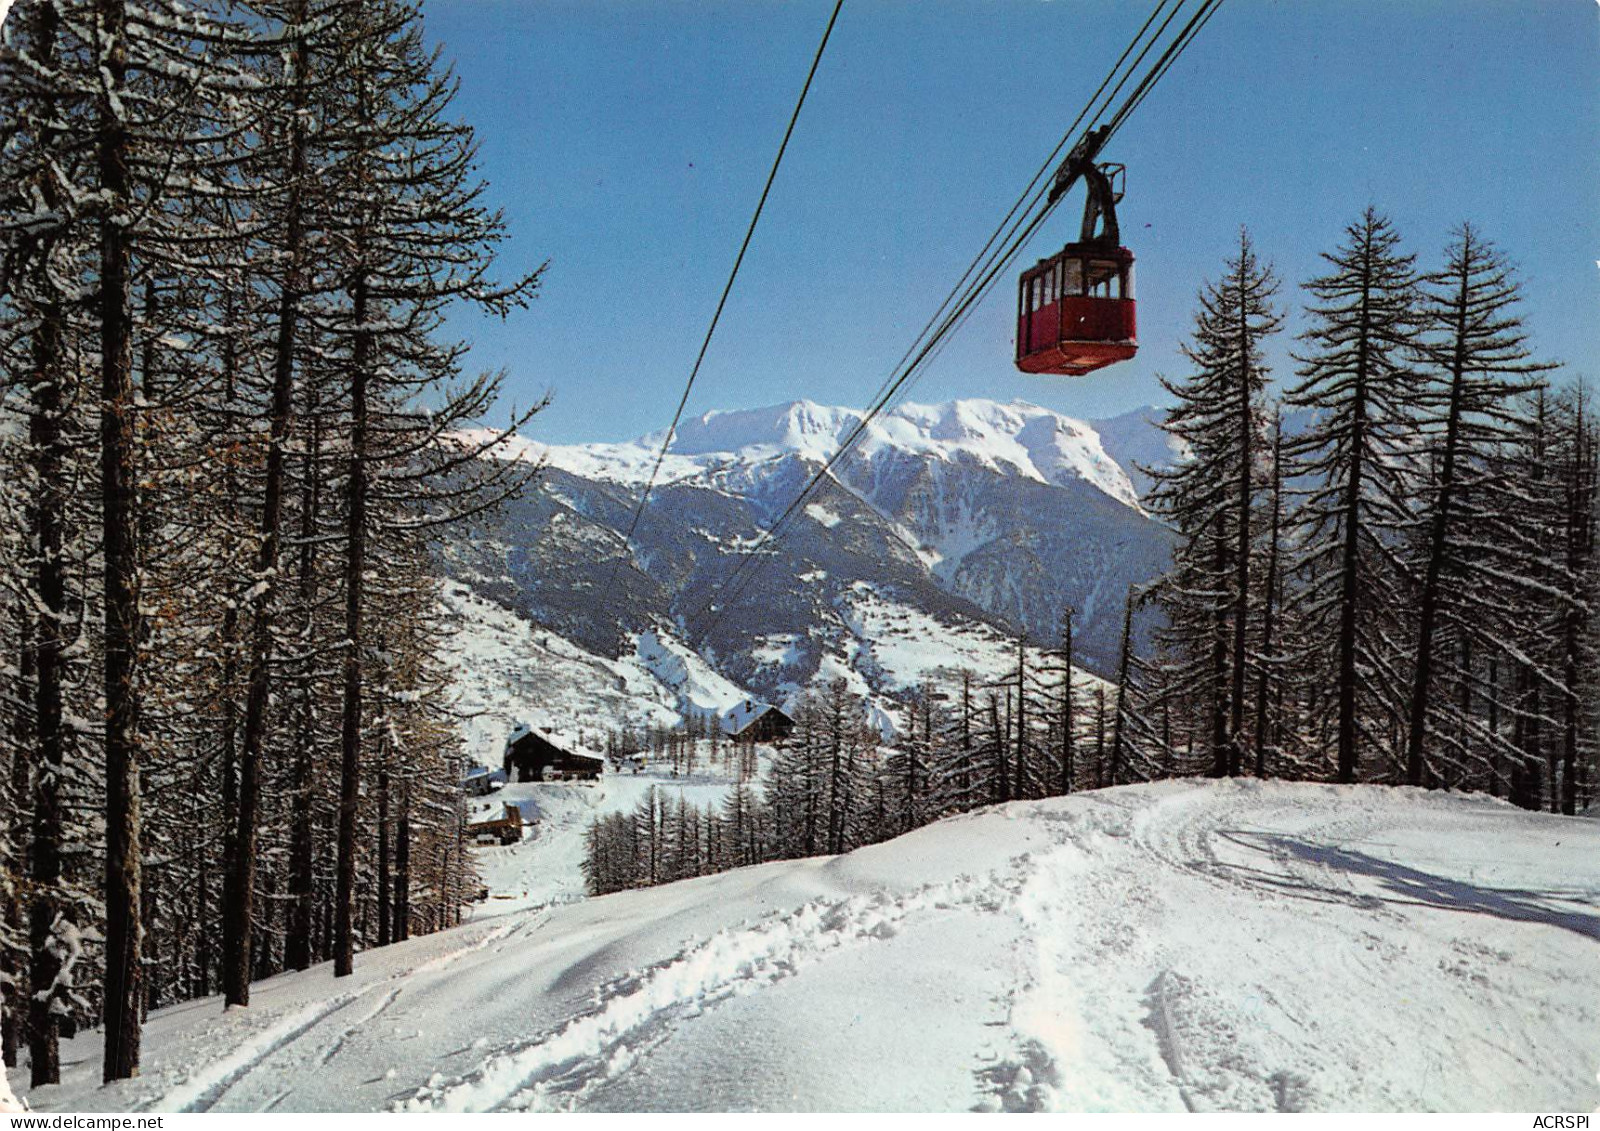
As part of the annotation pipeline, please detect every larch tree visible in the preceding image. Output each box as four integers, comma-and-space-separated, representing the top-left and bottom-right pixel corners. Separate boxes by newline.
0, 0, 535, 1081
1145, 227, 1281, 777
315, 0, 542, 978
1401, 224, 1553, 787
1284, 207, 1423, 784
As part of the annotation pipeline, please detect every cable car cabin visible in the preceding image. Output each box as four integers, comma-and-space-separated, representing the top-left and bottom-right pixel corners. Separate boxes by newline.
1016, 244, 1137, 376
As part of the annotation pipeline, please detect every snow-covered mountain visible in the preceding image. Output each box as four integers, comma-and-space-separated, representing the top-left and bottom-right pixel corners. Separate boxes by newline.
1089, 404, 1186, 500
486, 397, 1150, 507
445, 397, 1175, 719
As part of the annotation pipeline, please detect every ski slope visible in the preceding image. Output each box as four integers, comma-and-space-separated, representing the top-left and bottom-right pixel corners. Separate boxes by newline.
11, 780, 1599, 1113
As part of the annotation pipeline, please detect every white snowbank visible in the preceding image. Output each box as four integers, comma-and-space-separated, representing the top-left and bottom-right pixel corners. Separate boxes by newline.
14, 780, 1597, 1113
635, 628, 751, 717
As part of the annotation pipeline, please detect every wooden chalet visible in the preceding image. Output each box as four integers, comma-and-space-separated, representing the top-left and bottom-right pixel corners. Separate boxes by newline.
722, 699, 795, 744
504, 725, 604, 782
466, 802, 525, 846
461, 763, 508, 797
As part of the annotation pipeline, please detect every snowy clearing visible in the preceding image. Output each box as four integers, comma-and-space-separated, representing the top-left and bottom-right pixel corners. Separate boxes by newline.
467, 742, 772, 914
12, 780, 1598, 1113
436, 581, 757, 758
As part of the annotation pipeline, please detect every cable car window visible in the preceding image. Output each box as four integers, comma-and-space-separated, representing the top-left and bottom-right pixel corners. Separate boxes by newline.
1122, 261, 1134, 299
1062, 258, 1083, 297
1087, 260, 1119, 299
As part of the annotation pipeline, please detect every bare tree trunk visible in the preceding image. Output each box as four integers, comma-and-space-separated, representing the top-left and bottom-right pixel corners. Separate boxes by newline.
377, 762, 391, 947
1229, 282, 1254, 776
1405, 270, 1472, 787
99, 0, 144, 1079
1109, 588, 1135, 785
1252, 415, 1283, 777
1209, 519, 1231, 777
1336, 316, 1371, 785
1013, 639, 1028, 797
195, 840, 212, 999
959, 672, 973, 800
1559, 412, 1593, 815
226, 1, 309, 1006
2, 597, 28, 1067
990, 696, 1009, 802
26, 309, 65, 1088
1094, 688, 1107, 788
1487, 654, 1502, 798
393, 781, 411, 943
141, 864, 161, 1016
1058, 610, 1075, 794
335, 275, 372, 978
286, 408, 322, 971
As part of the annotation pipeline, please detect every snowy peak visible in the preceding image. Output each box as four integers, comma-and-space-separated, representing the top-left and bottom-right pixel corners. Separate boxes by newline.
518, 396, 1143, 512
1090, 404, 1185, 501
447, 393, 1174, 687
877, 398, 1141, 510
662, 400, 863, 461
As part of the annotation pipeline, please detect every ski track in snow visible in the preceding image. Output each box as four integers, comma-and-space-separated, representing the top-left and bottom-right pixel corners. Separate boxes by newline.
402, 866, 1032, 1113
19, 780, 1599, 1114
155, 919, 526, 1114
972, 782, 1600, 1113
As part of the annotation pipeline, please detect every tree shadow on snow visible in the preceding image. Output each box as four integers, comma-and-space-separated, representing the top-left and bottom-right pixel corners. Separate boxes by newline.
1217, 833, 1600, 944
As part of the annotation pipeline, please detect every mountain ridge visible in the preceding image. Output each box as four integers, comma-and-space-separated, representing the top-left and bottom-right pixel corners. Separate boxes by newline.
472, 396, 1157, 514
445, 396, 1176, 722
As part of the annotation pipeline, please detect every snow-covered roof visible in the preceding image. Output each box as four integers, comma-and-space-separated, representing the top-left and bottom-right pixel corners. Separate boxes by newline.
721, 699, 787, 735
505, 723, 578, 753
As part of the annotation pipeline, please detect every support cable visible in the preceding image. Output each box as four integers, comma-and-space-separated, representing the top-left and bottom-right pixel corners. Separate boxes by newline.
685, 0, 1226, 645
608, 0, 845, 589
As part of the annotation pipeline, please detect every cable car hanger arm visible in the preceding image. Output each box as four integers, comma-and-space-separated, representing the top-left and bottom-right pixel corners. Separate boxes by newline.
1046, 123, 1123, 247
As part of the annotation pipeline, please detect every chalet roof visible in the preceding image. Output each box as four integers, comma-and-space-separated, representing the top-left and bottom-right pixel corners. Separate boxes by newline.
505, 723, 578, 753
505, 723, 604, 769
721, 699, 790, 735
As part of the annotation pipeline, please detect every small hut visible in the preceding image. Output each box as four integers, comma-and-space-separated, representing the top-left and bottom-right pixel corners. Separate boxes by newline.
721, 699, 795, 744
466, 802, 525, 846
504, 725, 604, 782
462, 763, 508, 797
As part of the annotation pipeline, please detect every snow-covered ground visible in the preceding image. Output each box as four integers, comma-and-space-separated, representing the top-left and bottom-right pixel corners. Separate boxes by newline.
437, 581, 758, 760
467, 743, 771, 914
13, 780, 1598, 1113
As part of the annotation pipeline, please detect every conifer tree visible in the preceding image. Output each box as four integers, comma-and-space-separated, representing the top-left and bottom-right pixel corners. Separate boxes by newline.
1285, 207, 1423, 783
1402, 224, 1553, 787
1146, 228, 1281, 777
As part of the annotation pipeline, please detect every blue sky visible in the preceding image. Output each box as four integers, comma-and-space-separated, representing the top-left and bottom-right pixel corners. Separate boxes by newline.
423, 0, 1600, 446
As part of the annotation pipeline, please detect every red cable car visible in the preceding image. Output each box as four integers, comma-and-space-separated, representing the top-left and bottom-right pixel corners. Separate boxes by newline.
1016, 157, 1137, 377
